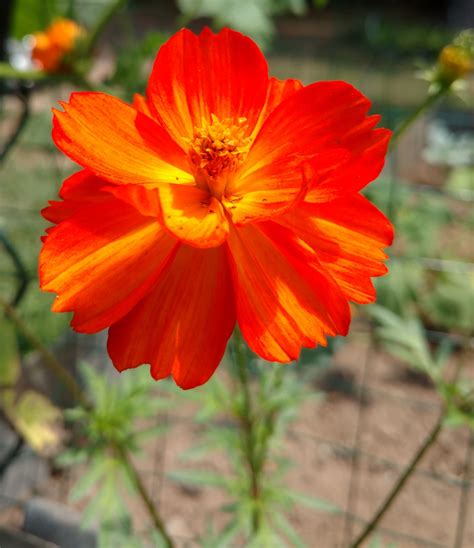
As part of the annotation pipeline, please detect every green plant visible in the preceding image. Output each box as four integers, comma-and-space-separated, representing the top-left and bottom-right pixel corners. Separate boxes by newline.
57, 364, 173, 545
368, 305, 453, 383
176, 0, 307, 46
169, 337, 338, 546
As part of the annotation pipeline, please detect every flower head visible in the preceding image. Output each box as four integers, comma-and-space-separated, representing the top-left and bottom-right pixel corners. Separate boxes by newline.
40, 28, 393, 389
32, 18, 84, 72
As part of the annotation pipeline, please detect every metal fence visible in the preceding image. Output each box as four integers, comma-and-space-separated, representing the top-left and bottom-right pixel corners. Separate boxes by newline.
1, 4, 473, 547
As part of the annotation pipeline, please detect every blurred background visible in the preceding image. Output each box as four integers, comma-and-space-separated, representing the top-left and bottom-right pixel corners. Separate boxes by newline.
0, 1, 473, 547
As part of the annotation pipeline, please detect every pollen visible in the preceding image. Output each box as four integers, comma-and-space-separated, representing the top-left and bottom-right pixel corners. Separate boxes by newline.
187, 114, 252, 179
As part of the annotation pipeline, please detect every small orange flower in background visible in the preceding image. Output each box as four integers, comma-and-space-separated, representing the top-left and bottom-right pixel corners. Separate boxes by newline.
32, 18, 84, 72
39, 28, 393, 389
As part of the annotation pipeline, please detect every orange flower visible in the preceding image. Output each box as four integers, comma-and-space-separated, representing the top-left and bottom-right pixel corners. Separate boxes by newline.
40, 28, 393, 389
32, 18, 84, 72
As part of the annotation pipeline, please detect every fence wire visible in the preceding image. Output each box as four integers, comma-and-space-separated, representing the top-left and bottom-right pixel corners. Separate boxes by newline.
1, 4, 473, 547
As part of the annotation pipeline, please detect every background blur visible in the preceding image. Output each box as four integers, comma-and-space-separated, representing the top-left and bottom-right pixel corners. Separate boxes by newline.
0, 1, 473, 547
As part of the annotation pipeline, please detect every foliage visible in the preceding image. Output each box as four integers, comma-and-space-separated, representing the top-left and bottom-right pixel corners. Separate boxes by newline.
359, 18, 452, 57
368, 305, 452, 382
420, 271, 474, 335
176, 0, 307, 46
366, 177, 472, 335
57, 363, 171, 543
11, 0, 121, 38
107, 31, 167, 101
168, 347, 338, 546
369, 305, 473, 431
0, 317, 62, 454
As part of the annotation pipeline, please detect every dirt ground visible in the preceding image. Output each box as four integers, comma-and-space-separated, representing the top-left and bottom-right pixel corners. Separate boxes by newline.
2, 333, 472, 548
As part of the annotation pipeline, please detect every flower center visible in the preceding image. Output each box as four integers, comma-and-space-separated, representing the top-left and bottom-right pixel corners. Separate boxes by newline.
187, 114, 251, 198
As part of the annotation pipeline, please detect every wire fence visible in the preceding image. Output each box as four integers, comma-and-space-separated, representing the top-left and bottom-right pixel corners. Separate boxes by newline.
1, 4, 473, 547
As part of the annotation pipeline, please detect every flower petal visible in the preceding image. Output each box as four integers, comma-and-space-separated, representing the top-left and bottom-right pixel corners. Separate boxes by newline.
107, 245, 235, 389
251, 77, 303, 139
278, 195, 394, 303
146, 28, 269, 146
41, 171, 110, 224
158, 184, 229, 248
226, 81, 388, 223
52, 92, 193, 187
132, 93, 153, 118
304, 116, 391, 202
40, 197, 178, 333
227, 222, 350, 362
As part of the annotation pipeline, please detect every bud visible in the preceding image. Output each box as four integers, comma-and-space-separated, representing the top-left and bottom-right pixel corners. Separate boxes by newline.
436, 29, 474, 86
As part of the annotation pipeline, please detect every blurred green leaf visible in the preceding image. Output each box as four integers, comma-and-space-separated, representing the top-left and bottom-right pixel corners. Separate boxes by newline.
278, 488, 339, 513
168, 469, 231, 489
369, 305, 452, 379
11, 0, 59, 39
0, 318, 20, 387
273, 511, 306, 547
4, 390, 62, 455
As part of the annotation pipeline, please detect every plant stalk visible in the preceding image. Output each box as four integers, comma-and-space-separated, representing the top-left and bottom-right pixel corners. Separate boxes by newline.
390, 83, 451, 147
350, 411, 444, 547
0, 298, 174, 546
0, 229, 29, 306
0, 297, 88, 408
114, 442, 174, 548
233, 330, 262, 536
83, 0, 127, 56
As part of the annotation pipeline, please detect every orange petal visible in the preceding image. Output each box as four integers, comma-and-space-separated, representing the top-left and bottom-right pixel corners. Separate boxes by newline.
304, 117, 391, 202
251, 77, 303, 139
41, 171, 110, 224
227, 81, 388, 222
40, 197, 178, 333
227, 222, 350, 362
146, 28, 269, 146
158, 184, 229, 248
132, 93, 153, 118
107, 245, 235, 389
52, 92, 194, 187
278, 195, 394, 303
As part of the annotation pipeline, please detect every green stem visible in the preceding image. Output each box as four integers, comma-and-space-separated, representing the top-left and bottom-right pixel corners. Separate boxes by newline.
233, 330, 262, 537
83, 0, 127, 56
0, 62, 51, 81
114, 443, 174, 548
0, 298, 88, 408
255, 367, 283, 474
0, 229, 29, 306
390, 83, 451, 147
0, 89, 30, 164
350, 411, 445, 547
0, 298, 173, 545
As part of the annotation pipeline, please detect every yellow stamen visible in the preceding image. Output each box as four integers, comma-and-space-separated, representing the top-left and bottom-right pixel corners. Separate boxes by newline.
187, 114, 252, 182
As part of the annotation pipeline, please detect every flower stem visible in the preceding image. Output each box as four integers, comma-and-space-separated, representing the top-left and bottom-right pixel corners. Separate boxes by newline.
390, 83, 451, 147
350, 411, 445, 547
233, 330, 262, 536
114, 442, 174, 548
0, 229, 29, 306
0, 88, 30, 164
83, 0, 127, 56
0, 298, 174, 546
0, 297, 88, 408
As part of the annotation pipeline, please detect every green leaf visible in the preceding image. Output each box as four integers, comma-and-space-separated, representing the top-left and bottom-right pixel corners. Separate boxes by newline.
273, 511, 306, 548
200, 518, 242, 548
5, 390, 62, 455
279, 488, 339, 513
11, 0, 59, 39
0, 318, 20, 388
134, 423, 168, 442
168, 469, 231, 489
70, 456, 110, 501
